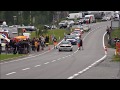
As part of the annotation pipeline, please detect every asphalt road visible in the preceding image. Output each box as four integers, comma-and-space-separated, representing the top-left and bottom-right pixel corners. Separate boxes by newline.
0, 21, 111, 79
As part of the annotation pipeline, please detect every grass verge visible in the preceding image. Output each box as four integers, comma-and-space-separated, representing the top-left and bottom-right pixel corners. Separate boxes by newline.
112, 55, 120, 62
31, 29, 70, 44
0, 54, 26, 61
111, 28, 120, 38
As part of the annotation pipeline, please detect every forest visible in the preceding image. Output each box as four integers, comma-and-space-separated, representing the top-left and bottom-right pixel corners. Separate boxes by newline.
0, 11, 79, 26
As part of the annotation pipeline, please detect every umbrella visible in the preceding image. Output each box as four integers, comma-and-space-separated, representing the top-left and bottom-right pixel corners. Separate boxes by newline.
14, 36, 27, 40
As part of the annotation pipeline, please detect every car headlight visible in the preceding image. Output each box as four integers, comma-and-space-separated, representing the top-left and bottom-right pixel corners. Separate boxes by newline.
73, 40, 76, 42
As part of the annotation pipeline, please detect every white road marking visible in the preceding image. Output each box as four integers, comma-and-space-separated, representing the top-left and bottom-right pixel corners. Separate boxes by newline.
0, 51, 50, 64
62, 57, 65, 59
51, 60, 56, 62
44, 62, 49, 64
68, 55, 107, 79
57, 58, 61, 60
74, 50, 78, 53
64, 56, 68, 58
67, 26, 108, 79
6, 72, 16, 75
34, 65, 41, 67
22, 68, 30, 71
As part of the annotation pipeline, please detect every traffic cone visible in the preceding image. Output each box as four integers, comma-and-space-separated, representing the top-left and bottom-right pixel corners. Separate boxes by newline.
48, 46, 50, 50
104, 46, 108, 55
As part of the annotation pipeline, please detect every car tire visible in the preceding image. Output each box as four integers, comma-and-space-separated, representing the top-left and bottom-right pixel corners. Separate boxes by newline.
70, 49, 73, 51
59, 49, 61, 52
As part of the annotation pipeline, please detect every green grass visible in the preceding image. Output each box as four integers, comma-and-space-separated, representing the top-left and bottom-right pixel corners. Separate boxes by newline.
30, 29, 70, 44
108, 28, 120, 48
0, 54, 26, 61
96, 19, 102, 22
111, 28, 120, 38
112, 55, 120, 62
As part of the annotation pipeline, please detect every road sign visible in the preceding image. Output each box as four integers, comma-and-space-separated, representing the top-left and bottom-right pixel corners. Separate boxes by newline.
111, 20, 120, 29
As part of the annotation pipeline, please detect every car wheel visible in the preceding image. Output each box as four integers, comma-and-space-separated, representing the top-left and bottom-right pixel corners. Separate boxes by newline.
70, 49, 73, 51
59, 49, 61, 52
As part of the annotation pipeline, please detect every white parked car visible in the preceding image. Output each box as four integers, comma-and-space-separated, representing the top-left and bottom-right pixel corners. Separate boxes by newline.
83, 24, 91, 32
58, 40, 73, 52
59, 20, 68, 28
51, 25, 57, 29
67, 20, 74, 25
102, 16, 111, 21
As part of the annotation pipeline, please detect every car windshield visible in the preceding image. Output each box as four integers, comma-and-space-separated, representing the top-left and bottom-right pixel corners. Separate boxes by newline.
73, 32, 79, 34
60, 21, 65, 23
85, 17, 89, 19
66, 35, 75, 39
61, 41, 70, 44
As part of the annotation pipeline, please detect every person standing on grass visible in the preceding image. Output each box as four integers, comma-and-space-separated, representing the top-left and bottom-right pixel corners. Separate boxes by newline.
106, 26, 111, 39
53, 37, 57, 49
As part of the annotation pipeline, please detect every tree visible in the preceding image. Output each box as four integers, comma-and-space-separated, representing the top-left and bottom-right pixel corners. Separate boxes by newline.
0, 11, 70, 26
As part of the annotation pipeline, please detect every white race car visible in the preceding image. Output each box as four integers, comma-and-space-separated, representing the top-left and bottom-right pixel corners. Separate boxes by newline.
58, 40, 73, 52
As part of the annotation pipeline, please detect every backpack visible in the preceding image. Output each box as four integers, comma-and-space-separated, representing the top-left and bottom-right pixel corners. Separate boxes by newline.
77, 39, 81, 44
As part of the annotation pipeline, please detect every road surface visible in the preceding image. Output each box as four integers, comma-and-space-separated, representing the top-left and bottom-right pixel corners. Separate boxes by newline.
0, 21, 112, 79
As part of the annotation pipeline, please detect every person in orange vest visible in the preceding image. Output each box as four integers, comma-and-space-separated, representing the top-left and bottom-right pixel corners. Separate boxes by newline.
35, 39, 39, 52
53, 37, 57, 49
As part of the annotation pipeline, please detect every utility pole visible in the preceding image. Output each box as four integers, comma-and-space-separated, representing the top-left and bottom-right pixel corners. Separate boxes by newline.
13, 16, 17, 25
30, 11, 32, 25
21, 11, 23, 26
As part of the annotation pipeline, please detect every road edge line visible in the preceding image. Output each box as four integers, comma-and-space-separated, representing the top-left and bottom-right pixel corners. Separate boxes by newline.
67, 28, 108, 79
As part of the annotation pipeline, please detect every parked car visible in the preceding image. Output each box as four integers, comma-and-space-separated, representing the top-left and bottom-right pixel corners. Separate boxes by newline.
44, 25, 51, 29
101, 16, 111, 21
58, 40, 73, 52
59, 20, 68, 29
79, 18, 84, 24
67, 20, 74, 27
51, 25, 57, 29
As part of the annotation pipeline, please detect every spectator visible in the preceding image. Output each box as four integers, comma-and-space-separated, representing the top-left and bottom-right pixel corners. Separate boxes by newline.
106, 26, 111, 39
114, 37, 119, 44
31, 38, 35, 51
53, 37, 57, 49
45, 35, 49, 46
80, 37, 83, 50
0, 43, 1, 54
77, 36, 83, 50
77, 37, 81, 50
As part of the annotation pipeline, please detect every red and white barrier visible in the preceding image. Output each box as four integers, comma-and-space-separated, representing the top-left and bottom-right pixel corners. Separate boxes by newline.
104, 46, 107, 55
